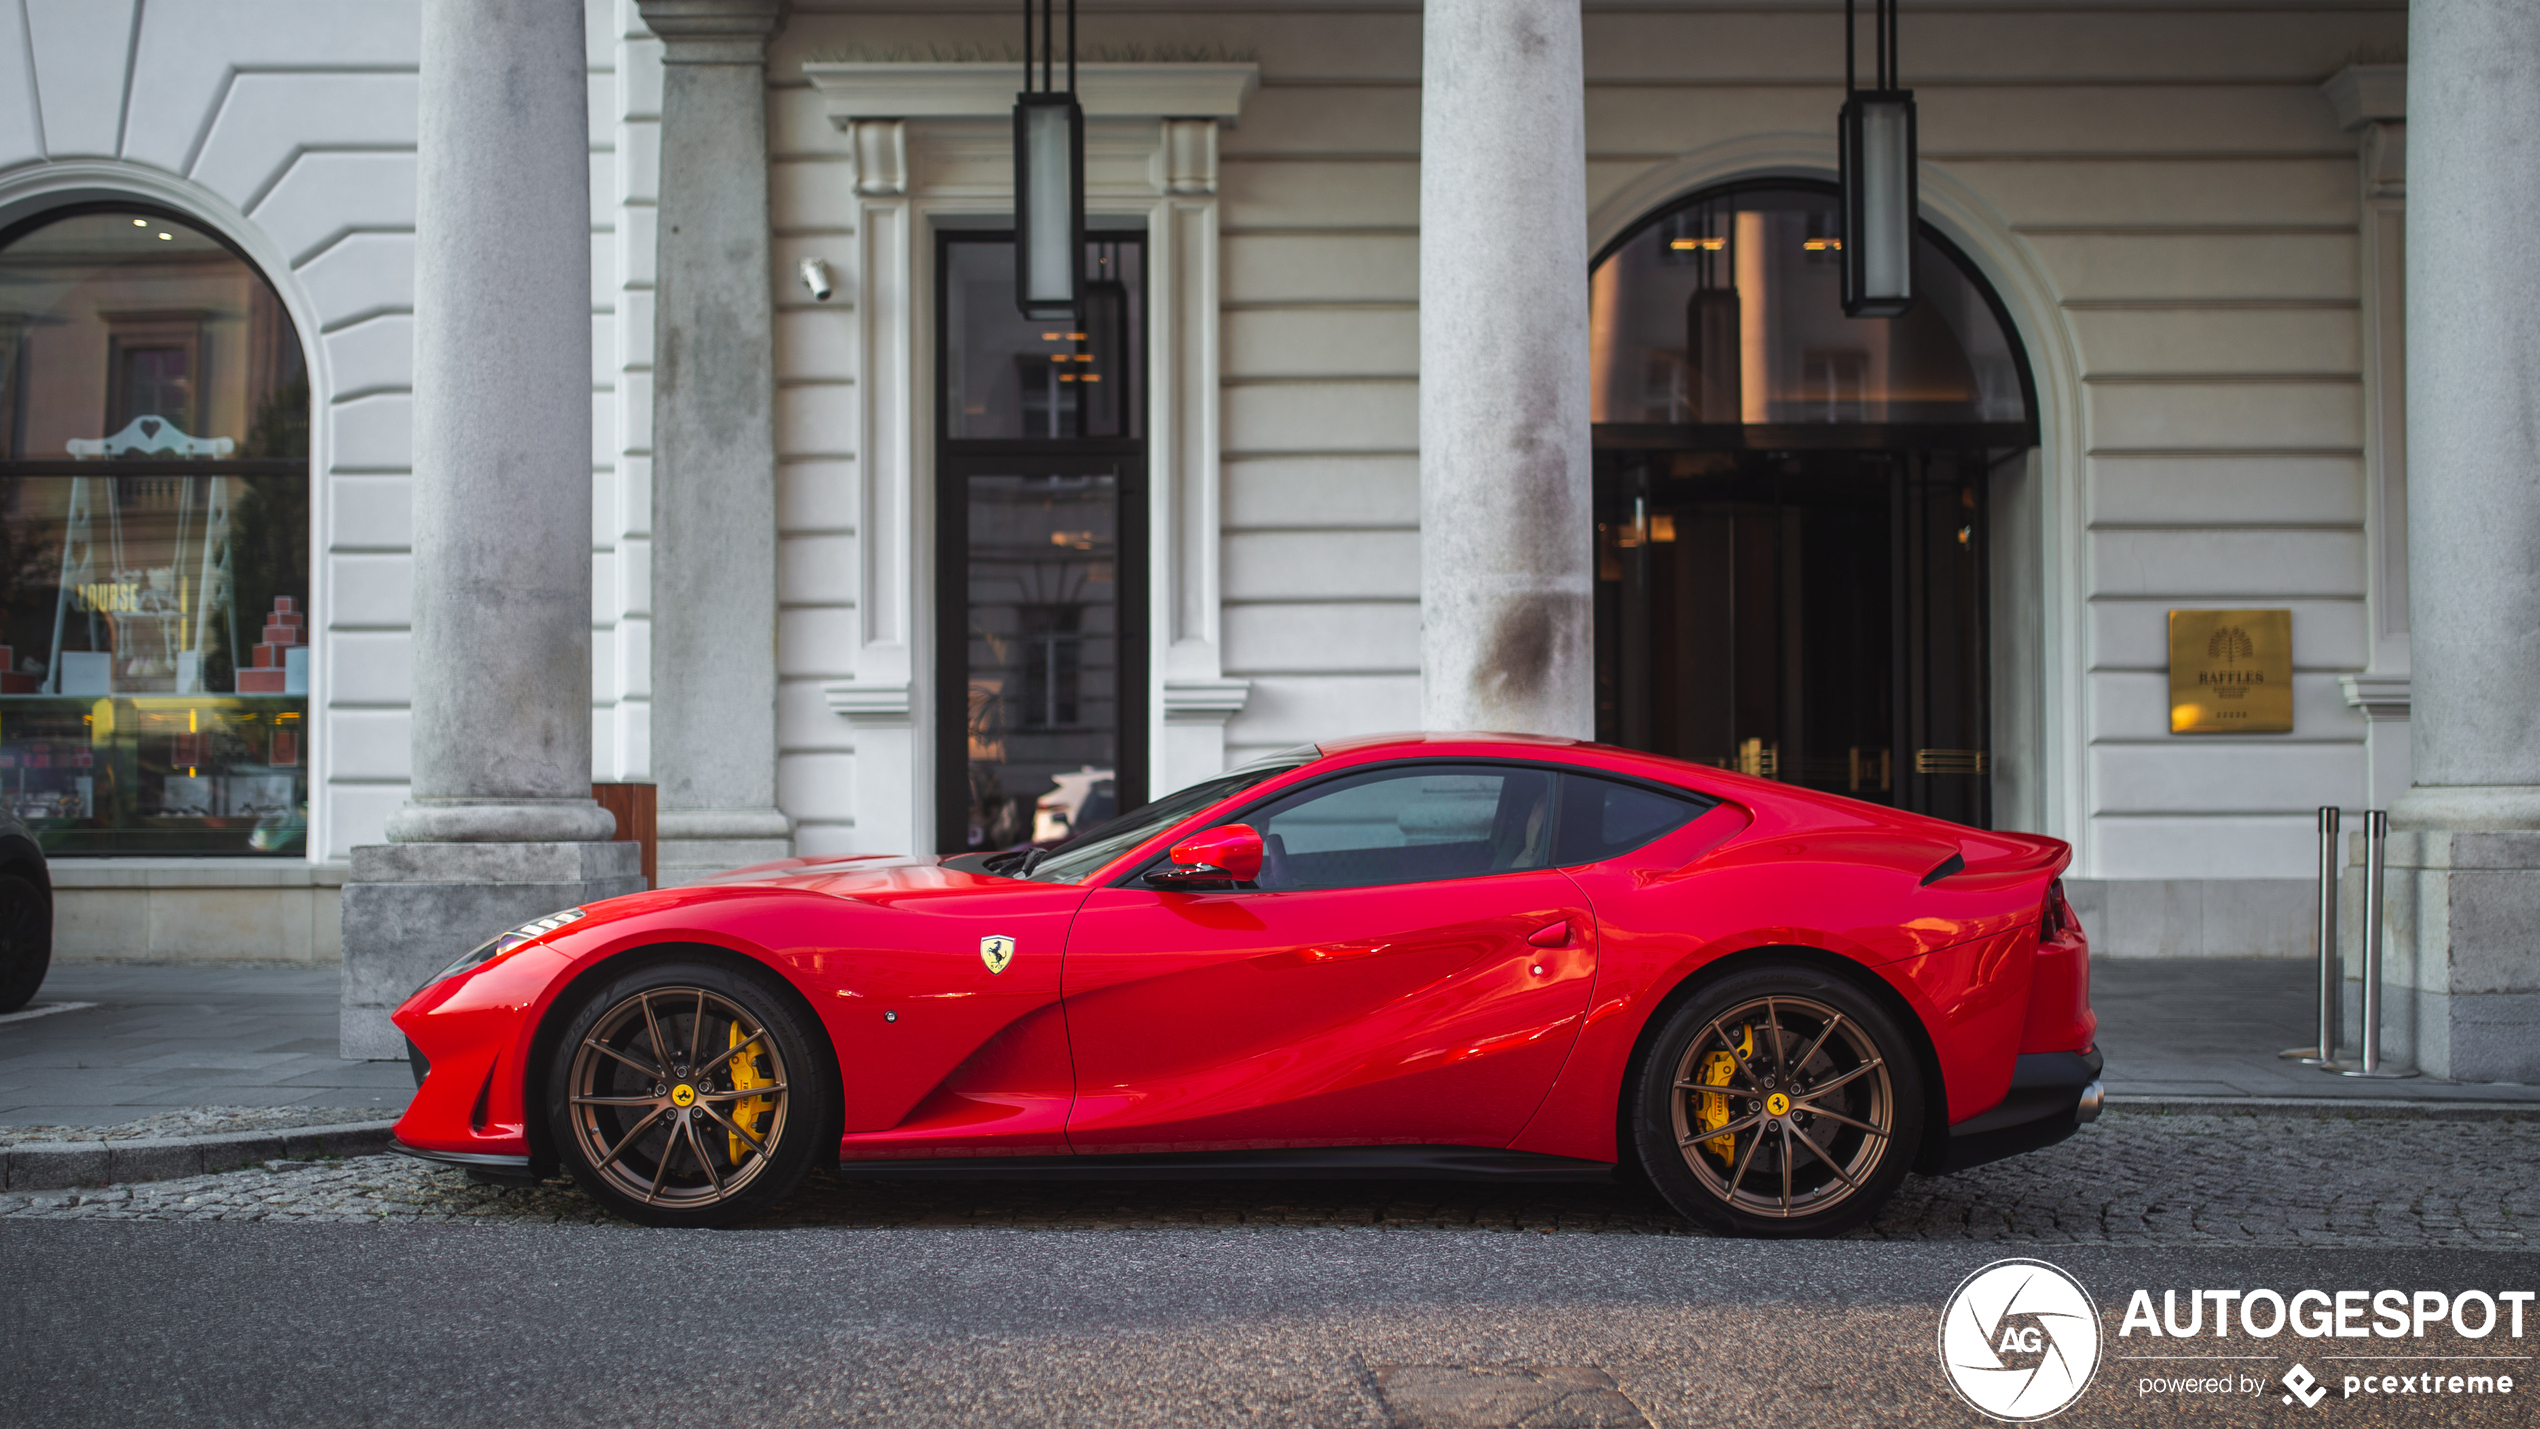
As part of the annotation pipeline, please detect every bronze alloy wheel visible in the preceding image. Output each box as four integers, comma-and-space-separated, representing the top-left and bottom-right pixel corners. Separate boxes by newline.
1636, 967, 1924, 1237
1668, 993, 1892, 1218
563, 982, 793, 1216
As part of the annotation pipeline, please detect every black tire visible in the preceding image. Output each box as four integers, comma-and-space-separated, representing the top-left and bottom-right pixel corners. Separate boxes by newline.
0, 874, 53, 1015
544, 958, 832, 1228
1632, 963, 1924, 1238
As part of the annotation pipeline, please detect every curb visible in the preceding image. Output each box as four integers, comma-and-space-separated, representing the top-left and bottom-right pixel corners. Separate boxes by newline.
2105, 1094, 2540, 1121
0, 1120, 400, 1192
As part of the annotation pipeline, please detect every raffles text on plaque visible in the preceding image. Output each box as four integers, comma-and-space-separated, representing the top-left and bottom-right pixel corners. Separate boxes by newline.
2168, 609, 2292, 734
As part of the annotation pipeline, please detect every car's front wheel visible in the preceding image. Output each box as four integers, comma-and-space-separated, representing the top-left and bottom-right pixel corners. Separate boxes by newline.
545, 959, 831, 1228
1633, 964, 1924, 1238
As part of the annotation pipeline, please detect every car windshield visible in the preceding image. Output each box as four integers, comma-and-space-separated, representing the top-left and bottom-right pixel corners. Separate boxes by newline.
993, 752, 1316, 885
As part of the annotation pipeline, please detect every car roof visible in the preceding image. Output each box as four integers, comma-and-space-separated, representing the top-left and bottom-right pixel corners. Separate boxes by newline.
1314, 730, 1586, 757
1302, 730, 1747, 801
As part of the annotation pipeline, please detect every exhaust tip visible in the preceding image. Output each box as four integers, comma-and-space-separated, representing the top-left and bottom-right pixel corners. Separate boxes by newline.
2075, 1079, 2105, 1125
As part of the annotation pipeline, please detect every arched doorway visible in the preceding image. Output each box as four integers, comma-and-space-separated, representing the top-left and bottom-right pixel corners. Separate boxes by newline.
1590, 181, 2035, 827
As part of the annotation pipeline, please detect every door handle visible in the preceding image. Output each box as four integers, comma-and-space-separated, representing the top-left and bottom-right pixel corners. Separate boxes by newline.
1527, 919, 1570, 948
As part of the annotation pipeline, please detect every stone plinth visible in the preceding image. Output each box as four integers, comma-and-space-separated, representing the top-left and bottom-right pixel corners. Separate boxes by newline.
2347, 832, 2540, 1083
339, 842, 643, 1059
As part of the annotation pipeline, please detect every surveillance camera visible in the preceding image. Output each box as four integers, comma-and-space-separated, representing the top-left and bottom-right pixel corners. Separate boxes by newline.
798, 257, 834, 302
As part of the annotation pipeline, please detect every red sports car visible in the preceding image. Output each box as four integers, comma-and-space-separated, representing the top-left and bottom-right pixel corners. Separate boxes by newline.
392, 732, 2100, 1236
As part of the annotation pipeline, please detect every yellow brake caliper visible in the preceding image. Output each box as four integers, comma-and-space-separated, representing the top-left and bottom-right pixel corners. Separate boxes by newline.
724, 1022, 774, 1162
1695, 1024, 1755, 1166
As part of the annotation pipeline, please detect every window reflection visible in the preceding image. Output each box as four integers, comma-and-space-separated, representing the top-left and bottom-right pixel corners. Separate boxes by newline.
964, 472, 1120, 851
946, 238, 1140, 440
0, 209, 310, 854
1590, 187, 2027, 427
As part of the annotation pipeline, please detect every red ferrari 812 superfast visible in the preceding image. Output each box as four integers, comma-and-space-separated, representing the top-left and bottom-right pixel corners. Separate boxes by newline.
392, 732, 2099, 1236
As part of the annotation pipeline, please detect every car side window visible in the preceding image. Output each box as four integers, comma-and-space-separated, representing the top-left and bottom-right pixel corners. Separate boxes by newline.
1245, 764, 1559, 892
1552, 773, 1712, 864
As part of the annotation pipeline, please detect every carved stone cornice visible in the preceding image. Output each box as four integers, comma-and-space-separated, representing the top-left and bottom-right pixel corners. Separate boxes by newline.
2322, 63, 2405, 130
802, 61, 1259, 125
2323, 65, 2405, 200
1163, 677, 1251, 725
2341, 673, 2411, 722
825, 679, 913, 727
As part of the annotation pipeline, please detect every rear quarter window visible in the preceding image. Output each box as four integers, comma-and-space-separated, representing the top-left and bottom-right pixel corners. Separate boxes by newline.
1554, 774, 1712, 864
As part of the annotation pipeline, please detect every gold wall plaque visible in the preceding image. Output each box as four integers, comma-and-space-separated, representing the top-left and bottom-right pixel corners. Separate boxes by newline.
2169, 609, 2292, 734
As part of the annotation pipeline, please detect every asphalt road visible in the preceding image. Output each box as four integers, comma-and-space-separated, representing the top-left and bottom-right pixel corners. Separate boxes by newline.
3, 1222, 2532, 1428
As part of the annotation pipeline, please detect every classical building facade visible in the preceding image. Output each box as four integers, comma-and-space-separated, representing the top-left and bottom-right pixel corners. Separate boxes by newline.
9, 0, 2531, 1077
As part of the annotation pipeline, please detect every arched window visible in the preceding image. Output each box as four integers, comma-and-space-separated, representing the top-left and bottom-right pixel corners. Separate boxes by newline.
0, 207, 309, 855
1591, 182, 2031, 437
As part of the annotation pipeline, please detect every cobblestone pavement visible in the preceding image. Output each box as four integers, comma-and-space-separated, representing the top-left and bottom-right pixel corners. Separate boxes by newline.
2, 1110, 2531, 1244
0, 1105, 380, 1145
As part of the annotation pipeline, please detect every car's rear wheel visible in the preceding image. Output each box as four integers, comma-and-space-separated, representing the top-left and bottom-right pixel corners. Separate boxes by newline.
0, 873, 53, 1015
1633, 964, 1924, 1238
546, 960, 830, 1228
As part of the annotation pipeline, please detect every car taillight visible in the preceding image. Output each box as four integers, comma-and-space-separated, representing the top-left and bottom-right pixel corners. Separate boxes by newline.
2040, 878, 2070, 939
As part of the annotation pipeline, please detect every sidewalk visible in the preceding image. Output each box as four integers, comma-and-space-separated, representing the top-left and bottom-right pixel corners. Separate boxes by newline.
0, 966, 412, 1127
1, 957, 2532, 1130
2091, 957, 2540, 1102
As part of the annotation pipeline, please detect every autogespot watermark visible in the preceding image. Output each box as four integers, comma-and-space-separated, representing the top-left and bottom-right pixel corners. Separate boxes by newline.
1940, 1259, 2104, 1422
2118, 1285, 2529, 1409
1939, 1264, 2534, 1420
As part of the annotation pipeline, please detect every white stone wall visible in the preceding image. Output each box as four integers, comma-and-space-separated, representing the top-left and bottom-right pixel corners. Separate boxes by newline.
761, 48, 864, 858
1211, 11, 1429, 767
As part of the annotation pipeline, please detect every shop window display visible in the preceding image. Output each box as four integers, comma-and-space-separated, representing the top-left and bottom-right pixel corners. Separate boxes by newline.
0, 209, 309, 854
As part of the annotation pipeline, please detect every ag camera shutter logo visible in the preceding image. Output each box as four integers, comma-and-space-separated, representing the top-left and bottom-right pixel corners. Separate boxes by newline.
1939, 1258, 2104, 1421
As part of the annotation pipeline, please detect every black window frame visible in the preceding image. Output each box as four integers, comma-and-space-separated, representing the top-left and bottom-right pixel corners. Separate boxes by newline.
933, 227, 1150, 855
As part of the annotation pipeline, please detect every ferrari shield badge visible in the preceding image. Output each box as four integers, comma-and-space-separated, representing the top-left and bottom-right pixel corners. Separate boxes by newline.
979, 935, 1017, 975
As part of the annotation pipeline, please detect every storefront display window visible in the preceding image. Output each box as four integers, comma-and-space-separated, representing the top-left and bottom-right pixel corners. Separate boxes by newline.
0, 208, 309, 854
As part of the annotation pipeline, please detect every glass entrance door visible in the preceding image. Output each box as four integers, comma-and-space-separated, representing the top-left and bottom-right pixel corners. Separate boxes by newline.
1593, 448, 2002, 826
936, 232, 1147, 853
941, 459, 1141, 851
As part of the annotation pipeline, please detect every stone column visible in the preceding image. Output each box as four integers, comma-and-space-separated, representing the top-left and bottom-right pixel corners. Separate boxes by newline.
2325, 65, 2414, 816
2385, 2, 2540, 1081
638, 0, 793, 883
1416, 0, 1595, 737
341, 0, 640, 1057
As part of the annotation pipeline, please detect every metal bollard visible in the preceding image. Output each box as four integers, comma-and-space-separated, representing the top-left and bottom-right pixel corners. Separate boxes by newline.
2339, 809, 2417, 1079
2281, 805, 2340, 1064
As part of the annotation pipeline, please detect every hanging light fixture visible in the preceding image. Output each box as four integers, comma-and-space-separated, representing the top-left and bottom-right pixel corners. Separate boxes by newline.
1839, 0, 1916, 317
1014, 0, 1084, 320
